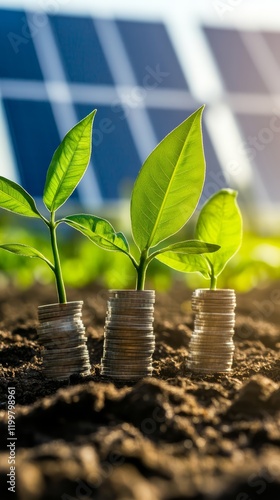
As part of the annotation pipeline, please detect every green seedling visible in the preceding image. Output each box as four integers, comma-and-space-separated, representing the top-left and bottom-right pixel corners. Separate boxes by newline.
157, 188, 243, 289
0, 110, 96, 303
63, 107, 220, 290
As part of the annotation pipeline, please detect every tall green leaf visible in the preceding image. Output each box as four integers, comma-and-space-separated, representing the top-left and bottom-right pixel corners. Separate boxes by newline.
43, 110, 96, 212
0, 177, 41, 218
195, 189, 242, 277
131, 106, 205, 251
64, 214, 130, 254
156, 252, 211, 278
0, 244, 54, 270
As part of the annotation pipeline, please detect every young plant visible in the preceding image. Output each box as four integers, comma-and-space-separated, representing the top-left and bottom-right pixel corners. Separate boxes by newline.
156, 188, 243, 289
63, 107, 220, 289
0, 110, 96, 303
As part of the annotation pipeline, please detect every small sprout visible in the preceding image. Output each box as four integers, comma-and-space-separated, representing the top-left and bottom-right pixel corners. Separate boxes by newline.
0, 110, 96, 303
157, 189, 243, 289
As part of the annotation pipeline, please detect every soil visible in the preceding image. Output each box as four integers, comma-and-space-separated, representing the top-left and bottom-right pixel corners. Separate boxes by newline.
0, 282, 279, 500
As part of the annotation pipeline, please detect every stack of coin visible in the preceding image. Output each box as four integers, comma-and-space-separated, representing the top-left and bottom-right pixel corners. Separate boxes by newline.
38, 301, 91, 380
101, 290, 155, 380
187, 289, 236, 373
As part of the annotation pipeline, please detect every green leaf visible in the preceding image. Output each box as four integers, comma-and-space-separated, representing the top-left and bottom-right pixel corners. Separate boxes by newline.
156, 252, 211, 278
0, 177, 41, 218
43, 110, 96, 212
0, 244, 54, 270
131, 106, 206, 251
195, 188, 243, 278
154, 239, 220, 256
64, 214, 130, 254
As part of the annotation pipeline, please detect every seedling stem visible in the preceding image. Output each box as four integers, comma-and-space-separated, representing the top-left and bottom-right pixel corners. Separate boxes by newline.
210, 272, 217, 290
136, 250, 148, 290
49, 212, 67, 303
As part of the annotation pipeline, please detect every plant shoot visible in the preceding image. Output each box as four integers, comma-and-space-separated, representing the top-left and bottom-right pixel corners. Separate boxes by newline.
157, 189, 243, 289
64, 107, 220, 289
0, 110, 96, 303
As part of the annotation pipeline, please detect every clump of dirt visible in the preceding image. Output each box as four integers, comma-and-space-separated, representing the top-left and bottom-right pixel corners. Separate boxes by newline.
0, 282, 279, 499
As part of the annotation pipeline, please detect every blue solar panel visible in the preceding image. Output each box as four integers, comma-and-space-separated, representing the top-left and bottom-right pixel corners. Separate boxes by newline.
0, 7, 277, 210
0, 9, 43, 80
148, 108, 226, 205
3, 99, 77, 201
237, 113, 279, 202
117, 20, 188, 89
76, 105, 141, 200
263, 32, 280, 75
49, 15, 114, 84
204, 27, 267, 93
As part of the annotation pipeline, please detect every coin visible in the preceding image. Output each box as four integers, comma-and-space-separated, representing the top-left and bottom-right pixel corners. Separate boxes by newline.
187, 289, 236, 374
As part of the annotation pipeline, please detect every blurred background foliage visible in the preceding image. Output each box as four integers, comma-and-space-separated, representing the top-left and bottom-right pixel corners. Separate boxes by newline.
0, 210, 279, 294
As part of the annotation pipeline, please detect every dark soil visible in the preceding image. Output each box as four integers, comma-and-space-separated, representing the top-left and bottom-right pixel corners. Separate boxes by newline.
0, 282, 279, 500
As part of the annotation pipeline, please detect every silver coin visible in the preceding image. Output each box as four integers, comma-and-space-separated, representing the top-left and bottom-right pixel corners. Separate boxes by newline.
101, 291, 156, 379
43, 363, 91, 373
43, 351, 90, 360
189, 343, 235, 351
40, 335, 86, 346
42, 360, 90, 369
101, 372, 153, 378
107, 298, 154, 304
103, 345, 154, 351
101, 361, 152, 368
42, 340, 87, 350
193, 289, 235, 297
104, 344, 155, 351
104, 339, 154, 346
186, 365, 232, 373
43, 364, 91, 372
108, 306, 154, 312
187, 357, 233, 365
106, 325, 154, 333
100, 370, 152, 378
104, 331, 154, 338
106, 316, 154, 325
38, 310, 83, 321
44, 361, 91, 370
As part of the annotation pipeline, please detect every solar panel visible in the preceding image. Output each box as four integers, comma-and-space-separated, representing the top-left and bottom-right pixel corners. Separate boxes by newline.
117, 20, 189, 89
76, 104, 141, 199
49, 15, 114, 84
263, 31, 280, 72
0, 9, 43, 80
204, 27, 267, 93
236, 113, 280, 203
2, 99, 79, 199
0, 6, 279, 215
